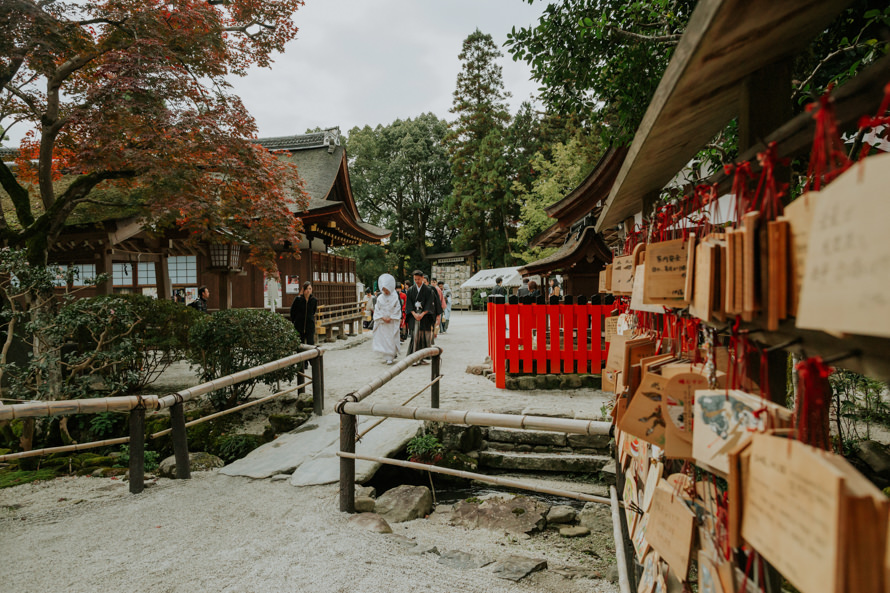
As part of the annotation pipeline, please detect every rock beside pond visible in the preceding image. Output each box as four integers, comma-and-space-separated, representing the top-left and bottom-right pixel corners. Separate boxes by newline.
374, 485, 432, 523
450, 495, 548, 534
546, 505, 577, 524
559, 525, 590, 537
354, 496, 376, 513
347, 513, 392, 534
490, 555, 548, 581
158, 452, 224, 478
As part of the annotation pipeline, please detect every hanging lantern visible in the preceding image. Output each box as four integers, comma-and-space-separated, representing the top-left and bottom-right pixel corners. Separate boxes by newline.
208, 242, 243, 271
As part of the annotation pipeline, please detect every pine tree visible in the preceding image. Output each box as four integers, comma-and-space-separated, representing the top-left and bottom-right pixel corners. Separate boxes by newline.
445, 30, 513, 268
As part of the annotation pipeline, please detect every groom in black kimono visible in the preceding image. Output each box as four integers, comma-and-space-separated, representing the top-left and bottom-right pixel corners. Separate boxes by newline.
406, 269, 438, 365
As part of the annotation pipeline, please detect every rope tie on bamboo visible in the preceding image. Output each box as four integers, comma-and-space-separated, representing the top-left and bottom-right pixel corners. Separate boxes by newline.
334, 393, 358, 414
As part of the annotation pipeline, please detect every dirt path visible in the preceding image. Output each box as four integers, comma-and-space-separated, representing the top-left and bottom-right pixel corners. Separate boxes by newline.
0, 312, 618, 593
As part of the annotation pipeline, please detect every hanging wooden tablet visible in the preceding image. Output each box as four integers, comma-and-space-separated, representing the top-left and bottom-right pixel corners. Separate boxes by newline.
662, 373, 708, 460
633, 241, 647, 267
715, 237, 727, 321
643, 238, 692, 306
690, 240, 717, 322
684, 233, 696, 301
599, 264, 612, 293
724, 229, 738, 314
648, 482, 696, 581
742, 211, 760, 320
618, 372, 668, 447
742, 434, 844, 593
727, 438, 752, 549
766, 219, 790, 331
698, 551, 728, 593
632, 265, 667, 313
797, 152, 890, 338
692, 389, 793, 475
611, 254, 636, 295
783, 193, 815, 317
604, 315, 619, 343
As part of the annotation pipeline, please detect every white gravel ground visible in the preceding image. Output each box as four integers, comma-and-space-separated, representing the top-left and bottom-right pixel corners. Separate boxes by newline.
0, 312, 618, 593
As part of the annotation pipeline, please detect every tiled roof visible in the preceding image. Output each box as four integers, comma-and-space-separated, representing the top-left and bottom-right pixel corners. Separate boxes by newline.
0, 147, 19, 161
425, 250, 476, 260
255, 128, 340, 152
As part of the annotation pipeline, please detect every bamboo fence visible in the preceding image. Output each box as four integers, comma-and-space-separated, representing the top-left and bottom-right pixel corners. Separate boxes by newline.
339, 402, 612, 436
341, 346, 442, 404
0, 347, 323, 421
337, 451, 612, 505
0, 378, 313, 462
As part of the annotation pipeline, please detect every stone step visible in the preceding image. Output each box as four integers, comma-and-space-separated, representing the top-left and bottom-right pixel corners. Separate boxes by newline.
485, 427, 568, 447
478, 450, 611, 473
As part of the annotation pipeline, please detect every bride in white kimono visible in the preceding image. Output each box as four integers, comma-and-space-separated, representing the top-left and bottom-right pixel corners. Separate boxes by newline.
372, 273, 402, 364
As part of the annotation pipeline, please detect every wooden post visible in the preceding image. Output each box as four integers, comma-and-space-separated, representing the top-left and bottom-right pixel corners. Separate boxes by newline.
169, 401, 191, 479
129, 407, 145, 494
96, 248, 113, 295
218, 273, 232, 310
431, 353, 440, 409
311, 353, 325, 416
156, 252, 172, 300
339, 412, 356, 512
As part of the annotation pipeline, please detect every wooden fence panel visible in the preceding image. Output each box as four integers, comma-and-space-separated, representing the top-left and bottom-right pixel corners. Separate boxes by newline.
487, 301, 611, 388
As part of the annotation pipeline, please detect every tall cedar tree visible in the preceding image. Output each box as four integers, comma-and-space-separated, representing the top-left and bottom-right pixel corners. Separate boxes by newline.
445, 30, 513, 269
0, 0, 307, 270
346, 114, 454, 279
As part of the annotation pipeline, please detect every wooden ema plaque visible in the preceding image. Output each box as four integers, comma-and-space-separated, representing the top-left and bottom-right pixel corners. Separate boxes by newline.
643, 238, 691, 306
743, 435, 842, 593
742, 433, 890, 593
661, 372, 708, 460
611, 254, 635, 294
600, 264, 613, 293
742, 211, 760, 319
647, 482, 696, 580
690, 238, 717, 322
797, 152, 890, 338
631, 264, 665, 313
783, 193, 816, 317
766, 219, 790, 331
618, 372, 668, 448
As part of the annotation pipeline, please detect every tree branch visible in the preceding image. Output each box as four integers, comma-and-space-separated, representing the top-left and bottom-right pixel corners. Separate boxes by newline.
792, 43, 871, 100
608, 27, 682, 45
0, 158, 35, 227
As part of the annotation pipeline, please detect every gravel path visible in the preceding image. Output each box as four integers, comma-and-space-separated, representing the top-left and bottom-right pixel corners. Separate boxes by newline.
0, 312, 618, 593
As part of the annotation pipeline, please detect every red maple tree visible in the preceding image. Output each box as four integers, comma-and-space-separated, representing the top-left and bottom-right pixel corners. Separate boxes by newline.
0, 0, 307, 272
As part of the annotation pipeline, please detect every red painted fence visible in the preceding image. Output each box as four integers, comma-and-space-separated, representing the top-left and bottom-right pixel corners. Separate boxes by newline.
487, 302, 612, 389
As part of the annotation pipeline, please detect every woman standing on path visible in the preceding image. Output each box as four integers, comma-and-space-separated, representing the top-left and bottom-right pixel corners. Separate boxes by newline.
372, 274, 402, 364
289, 281, 318, 345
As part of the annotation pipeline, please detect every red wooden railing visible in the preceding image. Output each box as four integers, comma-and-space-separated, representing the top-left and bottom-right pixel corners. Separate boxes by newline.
487, 302, 613, 389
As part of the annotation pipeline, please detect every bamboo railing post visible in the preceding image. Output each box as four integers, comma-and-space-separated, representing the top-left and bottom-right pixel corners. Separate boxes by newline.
311, 351, 325, 416
169, 401, 191, 480
339, 409, 356, 513
430, 353, 440, 409
298, 361, 306, 397
129, 407, 146, 494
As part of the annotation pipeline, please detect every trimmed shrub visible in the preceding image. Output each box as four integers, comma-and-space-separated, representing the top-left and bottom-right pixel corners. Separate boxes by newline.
187, 309, 301, 410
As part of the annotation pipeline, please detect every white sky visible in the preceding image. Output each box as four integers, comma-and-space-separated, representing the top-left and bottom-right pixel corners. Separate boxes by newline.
230, 0, 546, 138
3, 1, 545, 147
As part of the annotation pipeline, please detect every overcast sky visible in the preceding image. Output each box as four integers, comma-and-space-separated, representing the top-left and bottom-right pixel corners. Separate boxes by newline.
1, 1, 545, 147
230, 0, 546, 139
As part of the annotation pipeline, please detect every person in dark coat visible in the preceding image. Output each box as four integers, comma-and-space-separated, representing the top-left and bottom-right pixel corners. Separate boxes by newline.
406, 270, 438, 365
188, 286, 210, 312
289, 281, 318, 345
